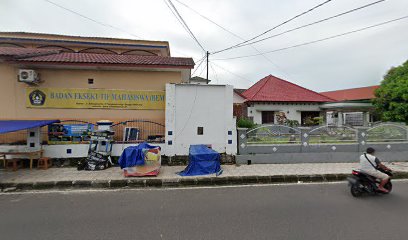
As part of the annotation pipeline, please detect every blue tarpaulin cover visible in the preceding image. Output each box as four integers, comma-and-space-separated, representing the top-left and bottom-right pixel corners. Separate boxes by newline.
118, 142, 159, 169
178, 145, 222, 176
0, 120, 60, 134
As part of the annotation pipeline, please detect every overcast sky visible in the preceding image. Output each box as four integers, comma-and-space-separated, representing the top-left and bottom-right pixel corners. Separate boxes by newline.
1, 0, 408, 91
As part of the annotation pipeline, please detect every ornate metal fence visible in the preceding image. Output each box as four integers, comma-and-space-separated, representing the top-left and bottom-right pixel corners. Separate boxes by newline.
246, 125, 301, 145
307, 126, 358, 144
366, 123, 408, 143
0, 119, 165, 145
111, 120, 165, 143
237, 123, 408, 164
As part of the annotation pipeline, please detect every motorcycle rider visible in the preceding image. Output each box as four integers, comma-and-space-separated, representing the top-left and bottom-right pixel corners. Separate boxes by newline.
359, 147, 391, 193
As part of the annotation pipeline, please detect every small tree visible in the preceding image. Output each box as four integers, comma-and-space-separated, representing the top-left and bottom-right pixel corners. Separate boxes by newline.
373, 60, 408, 124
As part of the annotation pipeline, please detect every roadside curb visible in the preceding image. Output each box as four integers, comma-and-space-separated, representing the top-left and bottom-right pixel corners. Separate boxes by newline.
1, 172, 407, 192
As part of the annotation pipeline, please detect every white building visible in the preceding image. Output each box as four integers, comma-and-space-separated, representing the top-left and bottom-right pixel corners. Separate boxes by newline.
165, 83, 236, 156
242, 75, 333, 125
320, 86, 380, 126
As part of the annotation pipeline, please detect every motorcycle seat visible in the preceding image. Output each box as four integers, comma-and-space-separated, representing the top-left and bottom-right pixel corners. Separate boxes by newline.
353, 170, 377, 181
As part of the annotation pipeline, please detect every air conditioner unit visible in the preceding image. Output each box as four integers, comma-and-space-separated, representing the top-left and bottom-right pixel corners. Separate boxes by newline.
18, 69, 40, 83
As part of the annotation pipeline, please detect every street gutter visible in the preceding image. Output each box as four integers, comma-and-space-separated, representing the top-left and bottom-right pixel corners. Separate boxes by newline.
2, 172, 408, 193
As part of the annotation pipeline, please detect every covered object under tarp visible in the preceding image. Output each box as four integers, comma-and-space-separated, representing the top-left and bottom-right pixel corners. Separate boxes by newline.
0, 120, 60, 134
179, 145, 223, 176
118, 142, 162, 177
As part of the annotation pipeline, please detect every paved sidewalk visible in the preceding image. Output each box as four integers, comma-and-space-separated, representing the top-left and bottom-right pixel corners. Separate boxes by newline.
2, 162, 408, 191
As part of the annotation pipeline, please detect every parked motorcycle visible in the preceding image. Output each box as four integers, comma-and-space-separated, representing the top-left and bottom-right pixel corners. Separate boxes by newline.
347, 169, 393, 197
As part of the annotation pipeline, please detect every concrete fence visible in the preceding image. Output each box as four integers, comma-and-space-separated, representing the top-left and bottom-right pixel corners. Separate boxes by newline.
237, 123, 408, 164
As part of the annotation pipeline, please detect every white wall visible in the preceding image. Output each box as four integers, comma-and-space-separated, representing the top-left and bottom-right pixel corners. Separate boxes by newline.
0, 143, 166, 159
247, 103, 321, 124
166, 84, 236, 156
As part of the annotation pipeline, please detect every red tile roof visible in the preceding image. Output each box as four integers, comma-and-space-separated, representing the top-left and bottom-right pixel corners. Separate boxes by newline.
15, 52, 194, 68
242, 75, 334, 102
0, 47, 194, 68
320, 85, 379, 101
0, 47, 59, 58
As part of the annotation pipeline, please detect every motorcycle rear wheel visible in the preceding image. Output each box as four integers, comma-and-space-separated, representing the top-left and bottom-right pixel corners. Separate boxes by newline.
350, 184, 363, 197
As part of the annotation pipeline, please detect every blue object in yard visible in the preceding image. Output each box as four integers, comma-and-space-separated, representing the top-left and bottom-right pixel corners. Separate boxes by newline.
118, 142, 159, 169
0, 120, 60, 134
179, 145, 223, 176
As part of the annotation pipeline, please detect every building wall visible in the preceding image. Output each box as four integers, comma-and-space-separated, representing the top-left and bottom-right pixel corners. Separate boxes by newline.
233, 104, 247, 119
247, 102, 321, 124
233, 92, 246, 104
233, 92, 247, 119
0, 143, 167, 158
165, 84, 236, 156
0, 63, 183, 123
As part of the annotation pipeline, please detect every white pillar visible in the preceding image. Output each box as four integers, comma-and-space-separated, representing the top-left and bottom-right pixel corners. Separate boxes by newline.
337, 112, 343, 127
27, 127, 41, 150
364, 112, 370, 126
165, 83, 176, 156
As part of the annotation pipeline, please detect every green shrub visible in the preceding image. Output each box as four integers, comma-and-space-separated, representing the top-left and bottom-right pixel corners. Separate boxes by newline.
286, 119, 300, 127
237, 118, 257, 129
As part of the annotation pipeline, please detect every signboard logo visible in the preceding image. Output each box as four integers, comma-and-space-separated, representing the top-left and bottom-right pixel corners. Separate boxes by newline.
29, 90, 46, 106
26, 87, 165, 110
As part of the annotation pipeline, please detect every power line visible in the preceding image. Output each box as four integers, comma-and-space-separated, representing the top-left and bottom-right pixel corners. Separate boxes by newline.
163, 0, 206, 52
164, 0, 208, 79
211, 62, 253, 84
173, 0, 242, 40
163, 0, 195, 45
209, 63, 220, 84
191, 55, 207, 75
225, 0, 387, 50
43, 0, 142, 39
173, 0, 293, 80
163, 0, 192, 40
44, 0, 201, 61
213, 15, 408, 61
198, 61, 207, 77
212, 0, 334, 54
163, 0, 204, 57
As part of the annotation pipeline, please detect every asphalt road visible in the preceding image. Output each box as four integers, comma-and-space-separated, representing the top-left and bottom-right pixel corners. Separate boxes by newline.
1, 182, 408, 240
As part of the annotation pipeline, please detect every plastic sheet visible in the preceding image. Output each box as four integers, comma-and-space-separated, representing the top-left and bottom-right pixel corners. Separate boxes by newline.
179, 145, 222, 176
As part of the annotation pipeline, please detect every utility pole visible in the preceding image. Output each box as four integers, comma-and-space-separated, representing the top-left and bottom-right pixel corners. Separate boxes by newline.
206, 51, 209, 84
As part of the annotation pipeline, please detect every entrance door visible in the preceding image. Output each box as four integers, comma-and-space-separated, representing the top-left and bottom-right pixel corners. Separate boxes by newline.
262, 111, 275, 124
